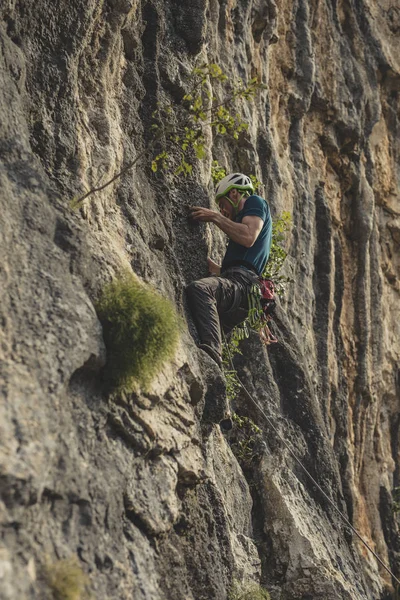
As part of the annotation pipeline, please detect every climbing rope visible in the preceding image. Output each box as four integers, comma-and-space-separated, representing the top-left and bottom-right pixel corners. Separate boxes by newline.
223, 339, 400, 589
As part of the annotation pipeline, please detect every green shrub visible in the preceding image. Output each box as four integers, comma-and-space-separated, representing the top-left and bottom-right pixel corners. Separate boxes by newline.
222, 327, 243, 401
262, 211, 292, 293
229, 580, 270, 600
44, 556, 89, 600
392, 487, 400, 513
97, 272, 181, 391
230, 414, 263, 465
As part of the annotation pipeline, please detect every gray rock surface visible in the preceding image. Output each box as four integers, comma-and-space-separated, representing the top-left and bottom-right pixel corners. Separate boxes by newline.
0, 0, 399, 599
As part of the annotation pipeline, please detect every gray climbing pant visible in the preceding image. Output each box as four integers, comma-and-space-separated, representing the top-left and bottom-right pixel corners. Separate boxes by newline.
186, 266, 259, 359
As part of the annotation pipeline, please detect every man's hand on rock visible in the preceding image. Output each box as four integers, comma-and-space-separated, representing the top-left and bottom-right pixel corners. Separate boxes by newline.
190, 206, 218, 223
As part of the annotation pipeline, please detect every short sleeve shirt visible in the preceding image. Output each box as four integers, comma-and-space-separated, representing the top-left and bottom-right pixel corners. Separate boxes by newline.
221, 195, 272, 276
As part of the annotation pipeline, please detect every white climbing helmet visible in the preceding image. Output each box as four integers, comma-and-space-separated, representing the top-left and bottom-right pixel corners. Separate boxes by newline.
215, 172, 254, 202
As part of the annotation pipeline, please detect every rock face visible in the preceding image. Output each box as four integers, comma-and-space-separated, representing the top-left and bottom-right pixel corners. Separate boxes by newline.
0, 1, 399, 599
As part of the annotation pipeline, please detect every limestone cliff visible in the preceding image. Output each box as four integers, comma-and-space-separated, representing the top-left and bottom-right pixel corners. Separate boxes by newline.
0, 1, 399, 599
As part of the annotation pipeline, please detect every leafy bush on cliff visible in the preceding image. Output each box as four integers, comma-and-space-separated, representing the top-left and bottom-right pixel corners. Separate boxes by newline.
97, 273, 180, 391
44, 556, 90, 600
230, 414, 264, 465
229, 580, 270, 600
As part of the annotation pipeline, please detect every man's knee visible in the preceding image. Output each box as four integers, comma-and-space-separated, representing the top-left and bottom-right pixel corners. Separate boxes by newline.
186, 280, 199, 294
186, 278, 211, 300
186, 280, 200, 301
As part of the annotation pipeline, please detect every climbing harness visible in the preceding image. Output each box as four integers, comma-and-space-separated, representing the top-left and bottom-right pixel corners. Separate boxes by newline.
223, 340, 400, 589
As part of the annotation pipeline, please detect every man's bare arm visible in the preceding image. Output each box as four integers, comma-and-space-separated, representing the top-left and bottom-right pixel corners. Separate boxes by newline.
190, 207, 263, 248
216, 213, 263, 247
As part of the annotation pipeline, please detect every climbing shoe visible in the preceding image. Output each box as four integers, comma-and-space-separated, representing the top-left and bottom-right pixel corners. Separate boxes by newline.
220, 415, 233, 432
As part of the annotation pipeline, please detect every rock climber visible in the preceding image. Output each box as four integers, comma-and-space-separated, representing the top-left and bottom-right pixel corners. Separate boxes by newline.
187, 172, 272, 367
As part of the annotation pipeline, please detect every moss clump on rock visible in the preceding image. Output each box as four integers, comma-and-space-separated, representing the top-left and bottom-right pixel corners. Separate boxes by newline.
229, 580, 270, 600
44, 556, 89, 600
97, 272, 181, 391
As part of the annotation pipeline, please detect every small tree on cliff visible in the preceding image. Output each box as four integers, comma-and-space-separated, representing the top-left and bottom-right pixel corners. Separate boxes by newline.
71, 63, 267, 209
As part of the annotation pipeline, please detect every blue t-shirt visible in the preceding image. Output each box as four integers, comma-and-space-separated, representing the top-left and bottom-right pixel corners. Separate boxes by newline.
221, 195, 272, 276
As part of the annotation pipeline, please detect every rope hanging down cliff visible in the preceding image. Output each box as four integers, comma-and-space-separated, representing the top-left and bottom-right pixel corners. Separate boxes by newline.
224, 342, 400, 589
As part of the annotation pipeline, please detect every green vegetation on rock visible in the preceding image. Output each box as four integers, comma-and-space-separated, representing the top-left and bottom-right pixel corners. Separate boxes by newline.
44, 556, 90, 600
230, 414, 264, 465
97, 272, 181, 391
72, 63, 266, 208
229, 580, 270, 600
222, 327, 243, 402
150, 63, 266, 178
262, 211, 292, 294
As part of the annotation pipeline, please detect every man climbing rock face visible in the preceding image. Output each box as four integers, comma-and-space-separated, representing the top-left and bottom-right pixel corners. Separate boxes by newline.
187, 172, 272, 367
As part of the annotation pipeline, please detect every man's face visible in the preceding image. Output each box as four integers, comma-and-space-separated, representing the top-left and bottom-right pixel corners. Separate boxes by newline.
218, 196, 235, 220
